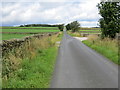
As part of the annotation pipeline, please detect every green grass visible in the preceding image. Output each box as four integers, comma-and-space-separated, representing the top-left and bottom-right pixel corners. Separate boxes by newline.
83, 39, 119, 64
79, 28, 101, 34
2, 47, 57, 88
1, 29, 59, 33
2, 34, 32, 40
1, 26, 60, 40
79, 29, 101, 34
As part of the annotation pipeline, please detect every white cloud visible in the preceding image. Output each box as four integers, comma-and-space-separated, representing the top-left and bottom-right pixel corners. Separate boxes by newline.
1, 0, 101, 27
1, 0, 100, 2
80, 21, 99, 27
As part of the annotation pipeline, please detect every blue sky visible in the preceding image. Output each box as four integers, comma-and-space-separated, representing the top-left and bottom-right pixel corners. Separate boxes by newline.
1, 0, 101, 27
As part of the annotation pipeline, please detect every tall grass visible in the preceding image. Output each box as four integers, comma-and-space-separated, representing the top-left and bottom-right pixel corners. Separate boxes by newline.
2, 33, 62, 88
83, 35, 119, 64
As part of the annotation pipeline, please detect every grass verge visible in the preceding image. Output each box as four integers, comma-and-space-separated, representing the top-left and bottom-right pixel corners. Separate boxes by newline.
83, 36, 119, 65
2, 47, 57, 88
2, 32, 63, 88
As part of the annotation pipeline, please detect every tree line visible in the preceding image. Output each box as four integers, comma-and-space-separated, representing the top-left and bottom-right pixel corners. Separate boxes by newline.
19, 24, 61, 27
19, 21, 81, 32
56, 21, 81, 32
19, 24, 65, 31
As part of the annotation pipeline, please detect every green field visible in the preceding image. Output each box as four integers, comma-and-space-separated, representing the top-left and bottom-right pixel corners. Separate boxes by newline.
79, 28, 101, 34
1, 26, 60, 40
2, 34, 32, 40
80, 27, 101, 30
2, 29, 59, 33
79, 30, 100, 31
1, 26, 59, 33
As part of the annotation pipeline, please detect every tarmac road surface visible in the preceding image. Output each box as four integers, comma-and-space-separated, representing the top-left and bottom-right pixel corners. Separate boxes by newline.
51, 31, 118, 88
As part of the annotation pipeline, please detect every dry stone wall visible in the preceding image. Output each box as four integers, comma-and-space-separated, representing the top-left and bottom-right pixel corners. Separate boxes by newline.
1, 32, 57, 55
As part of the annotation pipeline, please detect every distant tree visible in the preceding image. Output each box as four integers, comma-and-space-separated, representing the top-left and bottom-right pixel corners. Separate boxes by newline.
71, 21, 80, 32
66, 23, 71, 31
19, 24, 61, 27
97, 1, 120, 38
58, 24, 64, 31
66, 21, 80, 32
20, 25, 24, 27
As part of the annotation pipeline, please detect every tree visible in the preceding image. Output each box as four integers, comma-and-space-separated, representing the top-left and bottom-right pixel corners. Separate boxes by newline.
66, 21, 80, 32
66, 23, 71, 31
97, 1, 120, 38
71, 21, 80, 32
20, 25, 24, 27
58, 24, 64, 31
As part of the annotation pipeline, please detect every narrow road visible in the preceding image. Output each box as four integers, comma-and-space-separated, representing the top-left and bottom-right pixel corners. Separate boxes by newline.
51, 32, 118, 88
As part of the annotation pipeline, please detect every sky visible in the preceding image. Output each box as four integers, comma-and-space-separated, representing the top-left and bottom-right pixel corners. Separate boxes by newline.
1, 0, 101, 27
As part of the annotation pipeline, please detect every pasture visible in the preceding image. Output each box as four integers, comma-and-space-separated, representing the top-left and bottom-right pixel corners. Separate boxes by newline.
2, 33, 32, 40
79, 28, 101, 34
80, 30, 100, 31
2, 29, 59, 33
1, 26, 60, 40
